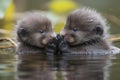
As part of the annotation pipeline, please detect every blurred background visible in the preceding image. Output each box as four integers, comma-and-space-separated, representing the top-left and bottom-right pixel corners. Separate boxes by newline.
0, 0, 120, 80
0, 0, 120, 37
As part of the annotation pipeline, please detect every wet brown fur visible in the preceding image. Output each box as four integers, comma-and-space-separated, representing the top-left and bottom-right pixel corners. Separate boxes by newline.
61, 8, 111, 51
15, 13, 54, 55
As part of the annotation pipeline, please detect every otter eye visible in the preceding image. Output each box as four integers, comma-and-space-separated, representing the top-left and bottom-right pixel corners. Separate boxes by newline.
94, 27, 103, 35
72, 28, 79, 32
38, 30, 44, 33
17, 28, 28, 37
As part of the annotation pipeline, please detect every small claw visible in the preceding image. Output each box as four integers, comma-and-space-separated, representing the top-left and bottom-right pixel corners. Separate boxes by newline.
57, 34, 61, 39
57, 34, 63, 41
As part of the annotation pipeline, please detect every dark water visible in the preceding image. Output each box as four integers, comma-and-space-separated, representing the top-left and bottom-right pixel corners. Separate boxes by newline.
0, 46, 119, 80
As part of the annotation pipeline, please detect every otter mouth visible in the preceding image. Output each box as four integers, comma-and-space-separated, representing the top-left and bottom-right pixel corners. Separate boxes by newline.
66, 40, 80, 46
40, 41, 49, 48
64, 35, 77, 45
39, 42, 46, 48
40, 37, 52, 47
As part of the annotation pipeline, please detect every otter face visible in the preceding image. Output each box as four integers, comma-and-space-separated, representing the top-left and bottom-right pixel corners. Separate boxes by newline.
16, 13, 54, 48
61, 8, 108, 46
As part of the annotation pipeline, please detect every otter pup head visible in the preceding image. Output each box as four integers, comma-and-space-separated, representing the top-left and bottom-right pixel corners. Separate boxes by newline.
16, 13, 54, 48
61, 8, 109, 46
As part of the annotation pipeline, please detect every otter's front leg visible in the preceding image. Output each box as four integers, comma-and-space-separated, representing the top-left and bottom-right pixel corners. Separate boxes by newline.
45, 38, 58, 68
57, 35, 70, 70
57, 35, 70, 54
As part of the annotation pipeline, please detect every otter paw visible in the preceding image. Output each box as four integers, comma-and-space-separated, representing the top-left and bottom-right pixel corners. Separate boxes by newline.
57, 34, 64, 42
45, 38, 57, 55
57, 34, 69, 53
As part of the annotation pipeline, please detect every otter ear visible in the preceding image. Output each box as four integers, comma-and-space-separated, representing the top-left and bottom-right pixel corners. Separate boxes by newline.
93, 27, 103, 35
17, 28, 28, 37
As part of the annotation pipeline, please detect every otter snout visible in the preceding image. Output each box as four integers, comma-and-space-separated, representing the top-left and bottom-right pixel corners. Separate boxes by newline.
63, 34, 75, 43
42, 35, 53, 45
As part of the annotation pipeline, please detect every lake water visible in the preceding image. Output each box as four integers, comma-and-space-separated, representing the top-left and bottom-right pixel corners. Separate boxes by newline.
0, 45, 120, 80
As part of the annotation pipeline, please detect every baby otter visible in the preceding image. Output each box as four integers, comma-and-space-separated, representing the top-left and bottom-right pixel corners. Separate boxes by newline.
59, 8, 112, 80
60, 8, 110, 51
16, 13, 54, 55
15, 13, 57, 80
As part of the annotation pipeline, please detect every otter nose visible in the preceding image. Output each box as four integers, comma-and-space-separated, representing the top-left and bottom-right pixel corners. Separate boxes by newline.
63, 33, 75, 43
64, 34, 70, 39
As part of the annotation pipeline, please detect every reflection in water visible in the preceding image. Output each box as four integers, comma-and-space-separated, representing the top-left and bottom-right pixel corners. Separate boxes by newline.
0, 48, 15, 80
15, 54, 57, 80
0, 48, 119, 80
15, 50, 118, 80
59, 53, 111, 80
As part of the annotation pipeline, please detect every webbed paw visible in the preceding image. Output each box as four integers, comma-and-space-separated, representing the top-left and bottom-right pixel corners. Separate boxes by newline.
57, 34, 69, 53
45, 38, 57, 54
